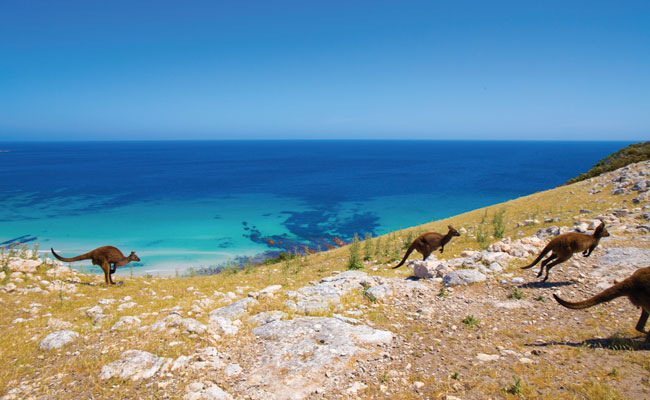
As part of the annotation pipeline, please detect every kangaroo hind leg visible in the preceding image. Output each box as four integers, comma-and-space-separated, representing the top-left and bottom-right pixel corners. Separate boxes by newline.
542, 255, 570, 282
636, 309, 649, 334
537, 254, 557, 277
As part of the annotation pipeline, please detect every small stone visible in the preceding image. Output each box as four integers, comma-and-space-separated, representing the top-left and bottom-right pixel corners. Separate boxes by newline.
111, 316, 142, 331
118, 302, 137, 311
86, 305, 103, 318
476, 353, 500, 362
224, 363, 242, 376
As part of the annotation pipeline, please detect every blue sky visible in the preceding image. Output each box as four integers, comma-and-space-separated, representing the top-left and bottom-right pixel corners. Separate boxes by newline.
1, 1, 649, 140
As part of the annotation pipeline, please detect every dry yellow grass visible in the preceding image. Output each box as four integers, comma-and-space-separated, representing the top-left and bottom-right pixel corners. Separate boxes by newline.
1, 164, 648, 399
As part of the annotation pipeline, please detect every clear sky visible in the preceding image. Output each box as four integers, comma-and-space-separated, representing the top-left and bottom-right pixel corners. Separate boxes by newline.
1, 1, 649, 141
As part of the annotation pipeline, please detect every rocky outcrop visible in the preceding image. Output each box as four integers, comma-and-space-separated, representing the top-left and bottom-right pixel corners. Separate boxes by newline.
248, 316, 392, 399
100, 350, 171, 381
443, 269, 486, 286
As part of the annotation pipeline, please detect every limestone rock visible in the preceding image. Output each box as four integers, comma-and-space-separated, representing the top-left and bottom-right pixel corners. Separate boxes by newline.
111, 316, 142, 331
443, 269, 486, 286
7, 258, 42, 273
208, 316, 239, 337
249, 317, 392, 399
99, 350, 170, 381
85, 305, 103, 319
476, 353, 500, 362
184, 383, 233, 400
248, 311, 287, 327
365, 284, 393, 301
208, 297, 257, 321
224, 363, 242, 377
117, 302, 137, 311
39, 330, 79, 351
46, 318, 73, 330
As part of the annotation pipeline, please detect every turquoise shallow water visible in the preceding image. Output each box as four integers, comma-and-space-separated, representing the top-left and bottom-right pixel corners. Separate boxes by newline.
0, 140, 627, 276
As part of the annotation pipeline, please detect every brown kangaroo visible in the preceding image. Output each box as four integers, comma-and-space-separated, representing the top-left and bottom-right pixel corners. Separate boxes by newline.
521, 222, 609, 281
51, 246, 140, 285
553, 266, 650, 342
393, 225, 460, 269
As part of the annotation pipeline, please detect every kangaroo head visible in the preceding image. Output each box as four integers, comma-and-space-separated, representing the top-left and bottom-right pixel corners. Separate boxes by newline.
448, 225, 461, 237
129, 251, 141, 262
594, 222, 610, 238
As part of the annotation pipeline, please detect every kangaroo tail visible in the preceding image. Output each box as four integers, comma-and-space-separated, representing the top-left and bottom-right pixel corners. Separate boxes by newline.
50, 248, 91, 263
553, 283, 629, 310
521, 244, 552, 269
392, 242, 417, 269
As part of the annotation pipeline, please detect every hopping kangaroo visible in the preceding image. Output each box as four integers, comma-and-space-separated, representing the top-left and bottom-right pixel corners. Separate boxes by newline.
393, 225, 460, 269
521, 222, 609, 281
51, 246, 140, 285
553, 266, 650, 342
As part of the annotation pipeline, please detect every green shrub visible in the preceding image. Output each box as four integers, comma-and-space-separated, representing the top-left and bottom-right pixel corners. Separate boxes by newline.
347, 233, 363, 270
492, 208, 507, 239
508, 288, 524, 300
363, 233, 373, 261
505, 375, 523, 395
462, 314, 479, 326
566, 141, 650, 184
476, 225, 489, 250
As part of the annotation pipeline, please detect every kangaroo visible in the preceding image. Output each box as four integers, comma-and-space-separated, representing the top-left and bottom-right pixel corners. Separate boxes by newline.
553, 266, 650, 342
51, 246, 140, 285
521, 222, 609, 281
393, 225, 460, 269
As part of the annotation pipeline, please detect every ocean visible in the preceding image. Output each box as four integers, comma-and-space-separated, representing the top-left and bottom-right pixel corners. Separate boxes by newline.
0, 140, 627, 276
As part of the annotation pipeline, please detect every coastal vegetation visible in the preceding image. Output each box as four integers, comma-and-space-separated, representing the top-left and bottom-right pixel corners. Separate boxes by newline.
566, 141, 650, 184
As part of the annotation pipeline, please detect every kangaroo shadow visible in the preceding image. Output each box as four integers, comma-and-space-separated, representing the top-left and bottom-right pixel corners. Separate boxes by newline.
529, 337, 650, 351
519, 280, 575, 289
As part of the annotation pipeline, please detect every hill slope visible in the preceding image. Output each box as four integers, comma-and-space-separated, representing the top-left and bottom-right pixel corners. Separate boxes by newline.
2, 161, 650, 399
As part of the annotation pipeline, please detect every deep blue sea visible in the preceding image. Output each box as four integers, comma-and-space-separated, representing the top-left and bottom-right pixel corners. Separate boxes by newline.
0, 140, 627, 276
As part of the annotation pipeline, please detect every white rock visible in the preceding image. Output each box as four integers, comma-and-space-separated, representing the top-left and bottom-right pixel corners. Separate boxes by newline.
487, 262, 503, 273
111, 316, 142, 331
99, 350, 170, 381
2, 283, 17, 292
224, 363, 242, 376
184, 384, 233, 400
86, 305, 103, 318
346, 381, 367, 395
7, 258, 42, 273
46, 318, 73, 330
39, 330, 79, 350
365, 284, 393, 301
208, 316, 239, 336
476, 353, 500, 362
260, 284, 282, 295
181, 318, 207, 335
248, 311, 287, 327
118, 302, 137, 311
443, 269, 486, 286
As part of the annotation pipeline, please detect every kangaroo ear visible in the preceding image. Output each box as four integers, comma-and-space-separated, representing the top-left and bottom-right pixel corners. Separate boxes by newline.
595, 222, 605, 233
448, 225, 454, 230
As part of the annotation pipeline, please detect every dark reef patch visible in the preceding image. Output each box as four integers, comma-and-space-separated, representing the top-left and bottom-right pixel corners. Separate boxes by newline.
1, 235, 38, 246
243, 207, 380, 254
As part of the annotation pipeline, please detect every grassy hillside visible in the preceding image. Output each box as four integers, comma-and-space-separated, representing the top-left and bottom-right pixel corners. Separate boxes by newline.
2, 161, 650, 399
566, 141, 650, 184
